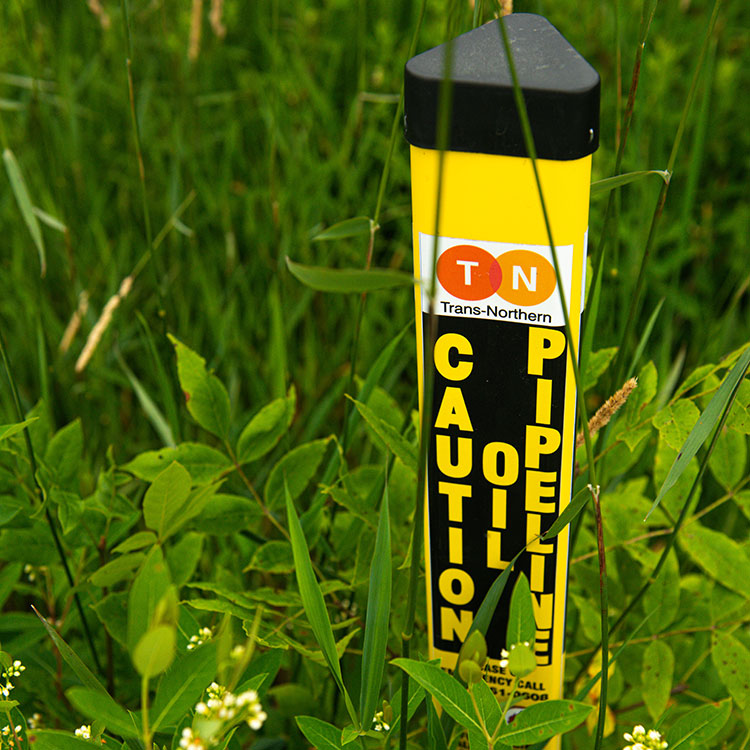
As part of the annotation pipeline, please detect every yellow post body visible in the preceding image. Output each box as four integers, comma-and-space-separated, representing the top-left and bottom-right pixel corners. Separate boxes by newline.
412, 145, 592, 736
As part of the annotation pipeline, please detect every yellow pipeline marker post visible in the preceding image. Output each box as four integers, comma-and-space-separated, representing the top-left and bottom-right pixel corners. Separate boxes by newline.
405, 13, 599, 739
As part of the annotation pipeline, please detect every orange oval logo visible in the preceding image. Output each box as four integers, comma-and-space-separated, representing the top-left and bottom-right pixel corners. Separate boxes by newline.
495, 250, 556, 306
437, 245, 502, 301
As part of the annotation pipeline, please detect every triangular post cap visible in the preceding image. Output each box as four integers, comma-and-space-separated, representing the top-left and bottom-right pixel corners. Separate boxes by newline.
404, 14, 600, 160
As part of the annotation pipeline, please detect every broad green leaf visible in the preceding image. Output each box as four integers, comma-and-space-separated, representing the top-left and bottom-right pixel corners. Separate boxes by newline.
245, 540, 295, 573
496, 700, 592, 745
349, 397, 417, 472
66, 687, 140, 738
90, 552, 146, 588
590, 169, 670, 195
648, 346, 750, 518
622, 361, 657, 427
391, 658, 482, 732
359, 485, 392, 726
237, 386, 296, 463
286, 257, 414, 293
185, 598, 255, 620
3, 148, 46, 276
23, 731, 98, 749
386, 681, 425, 738
667, 698, 732, 749
507, 572, 535, 647
112, 531, 158, 554
91, 593, 128, 648
542, 486, 590, 540
265, 438, 330, 510
312, 216, 372, 241
708, 424, 746, 490
296, 716, 344, 750
0, 526, 57, 565
33, 606, 108, 694
151, 642, 217, 731
583, 347, 617, 391
653, 400, 700, 451
641, 640, 674, 721
165, 532, 203, 587
286, 484, 355, 722
123, 443, 232, 484
340, 726, 360, 745
127, 546, 172, 653
0, 418, 37, 443
143, 461, 191, 541
679, 523, 750, 598
711, 632, 750, 710
44, 419, 83, 488
185, 493, 264, 535
427, 696, 449, 750
653, 437, 700, 521
169, 335, 231, 439
471, 678, 503, 738
133, 624, 176, 677
642, 549, 680, 634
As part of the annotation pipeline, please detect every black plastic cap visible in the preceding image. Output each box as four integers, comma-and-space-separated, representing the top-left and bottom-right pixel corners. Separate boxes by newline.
404, 14, 600, 160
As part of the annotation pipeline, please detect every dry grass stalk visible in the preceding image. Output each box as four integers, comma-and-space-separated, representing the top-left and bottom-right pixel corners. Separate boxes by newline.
59, 291, 90, 354
576, 377, 638, 448
189, 0, 204, 62
87, 0, 111, 30
210, 0, 226, 38
75, 277, 133, 374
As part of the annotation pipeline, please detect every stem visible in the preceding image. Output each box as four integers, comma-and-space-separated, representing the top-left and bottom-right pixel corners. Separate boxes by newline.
590, 484, 609, 750
141, 674, 152, 750
490, 675, 518, 745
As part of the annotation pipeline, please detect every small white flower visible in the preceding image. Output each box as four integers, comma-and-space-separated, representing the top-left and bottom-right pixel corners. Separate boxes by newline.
75, 724, 91, 739
27, 713, 42, 730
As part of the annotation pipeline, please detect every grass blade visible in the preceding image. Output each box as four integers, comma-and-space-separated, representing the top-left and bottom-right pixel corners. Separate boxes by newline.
286, 257, 414, 293
3, 148, 46, 276
312, 216, 373, 241
647, 343, 750, 518
627, 297, 665, 379
359, 475, 392, 727
590, 169, 670, 195
285, 481, 359, 728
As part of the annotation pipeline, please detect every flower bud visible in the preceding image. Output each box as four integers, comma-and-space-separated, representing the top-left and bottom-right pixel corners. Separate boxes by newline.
507, 642, 536, 678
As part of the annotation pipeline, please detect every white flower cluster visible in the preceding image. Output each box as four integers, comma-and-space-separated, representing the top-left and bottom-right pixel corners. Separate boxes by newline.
2, 724, 23, 748
372, 711, 390, 733
26, 714, 42, 731
1, 660, 25, 698
623, 725, 668, 750
1, 726, 22, 736
75, 725, 92, 740
187, 627, 214, 651
180, 727, 207, 750
498, 641, 531, 670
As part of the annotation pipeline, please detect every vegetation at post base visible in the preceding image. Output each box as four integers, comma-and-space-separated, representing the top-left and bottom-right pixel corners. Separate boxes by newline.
0, 1, 748, 749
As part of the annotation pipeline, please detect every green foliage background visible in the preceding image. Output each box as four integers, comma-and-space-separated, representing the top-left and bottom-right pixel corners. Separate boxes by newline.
0, 0, 749, 749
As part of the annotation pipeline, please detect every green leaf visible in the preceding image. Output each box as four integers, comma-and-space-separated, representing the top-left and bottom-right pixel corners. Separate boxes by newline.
0, 418, 37, 443
427, 696, 449, 750
66, 687, 140, 739
91, 593, 128, 648
653, 400, 700, 451
286, 483, 356, 724
133, 624, 176, 677
496, 700, 592, 745
359, 484, 392, 726
237, 386, 296, 464
471, 679, 503, 738
90, 552, 146, 588
642, 549, 680, 634
245, 540, 295, 573
151, 642, 217, 731
590, 169, 671, 195
165, 532, 204, 587
169, 335, 231, 439
127, 546, 172, 653
24, 731, 98, 749
123, 443, 232, 484
391, 658, 482, 733
44, 419, 83, 488
143, 461, 191, 541
542, 486, 590, 540
641, 640, 674, 721
711, 632, 750, 710
33, 606, 108, 694
296, 716, 344, 750
112, 531, 158, 554
708, 424, 746, 490
648, 345, 750, 518
286, 257, 414, 293
265, 438, 331, 510
507, 572, 535, 647
349, 397, 417, 472
3, 148, 46, 276
184, 493, 264, 535
582, 347, 617, 391
667, 698, 732, 749
311, 216, 373, 241
679, 523, 750, 598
